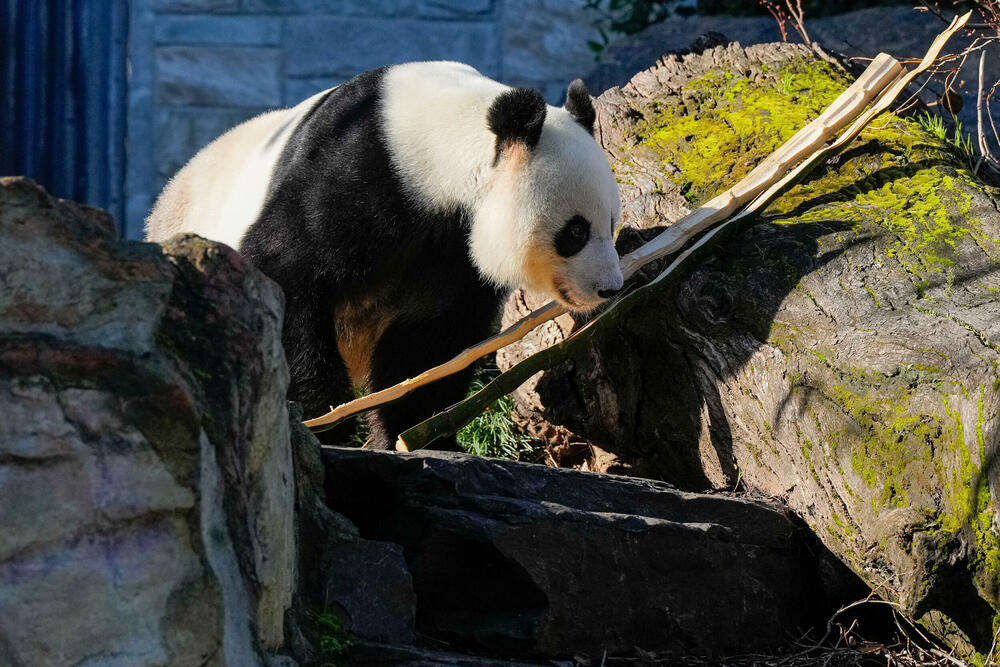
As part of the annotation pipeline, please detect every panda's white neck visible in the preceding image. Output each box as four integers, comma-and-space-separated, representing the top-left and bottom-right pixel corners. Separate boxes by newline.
380, 62, 506, 212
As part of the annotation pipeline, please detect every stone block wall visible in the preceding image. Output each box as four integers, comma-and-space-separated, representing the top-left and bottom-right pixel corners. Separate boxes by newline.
125, 0, 604, 238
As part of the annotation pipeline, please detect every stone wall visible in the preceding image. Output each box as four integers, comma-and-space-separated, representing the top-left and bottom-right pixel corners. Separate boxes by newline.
125, 0, 604, 238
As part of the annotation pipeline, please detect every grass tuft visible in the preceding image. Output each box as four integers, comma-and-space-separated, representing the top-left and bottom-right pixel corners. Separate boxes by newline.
457, 371, 535, 460
310, 609, 351, 667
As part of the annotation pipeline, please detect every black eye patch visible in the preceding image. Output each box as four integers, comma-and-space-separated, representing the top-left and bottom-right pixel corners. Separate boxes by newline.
554, 215, 590, 257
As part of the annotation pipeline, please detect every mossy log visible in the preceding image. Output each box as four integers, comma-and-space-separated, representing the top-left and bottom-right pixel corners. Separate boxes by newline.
498, 40, 1000, 661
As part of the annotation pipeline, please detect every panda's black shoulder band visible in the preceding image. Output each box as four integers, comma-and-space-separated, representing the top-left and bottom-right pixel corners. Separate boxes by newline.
487, 87, 547, 158
564, 79, 596, 135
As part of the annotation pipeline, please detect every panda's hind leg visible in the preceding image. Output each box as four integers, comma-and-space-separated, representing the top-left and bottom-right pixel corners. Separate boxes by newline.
366, 300, 501, 451
282, 293, 356, 445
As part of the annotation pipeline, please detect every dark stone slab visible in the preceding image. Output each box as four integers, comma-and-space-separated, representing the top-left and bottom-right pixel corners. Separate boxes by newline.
323, 448, 864, 660
287, 405, 417, 656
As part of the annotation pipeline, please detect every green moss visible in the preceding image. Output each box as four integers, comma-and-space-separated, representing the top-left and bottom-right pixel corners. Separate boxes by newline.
827, 374, 937, 511
864, 285, 883, 308
831, 510, 854, 537
638, 58, 851, 205
638, 56, 994, 290
939, 389, 1000, 601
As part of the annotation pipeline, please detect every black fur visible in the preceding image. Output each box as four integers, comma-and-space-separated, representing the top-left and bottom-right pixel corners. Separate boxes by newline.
239, 67, 508, 450
554, 215, 590, 257
486, 87, 547, 162
564, 79, 596, 135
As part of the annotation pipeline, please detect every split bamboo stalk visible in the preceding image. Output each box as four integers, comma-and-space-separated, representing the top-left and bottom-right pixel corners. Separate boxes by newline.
304, 300, 567, 431
394, 12, 971, 451
307, 12, 968, 437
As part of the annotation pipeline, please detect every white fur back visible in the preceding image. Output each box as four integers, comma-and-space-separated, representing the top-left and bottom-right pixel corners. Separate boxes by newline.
145, 88, 331, 248
380, 62, 505, 212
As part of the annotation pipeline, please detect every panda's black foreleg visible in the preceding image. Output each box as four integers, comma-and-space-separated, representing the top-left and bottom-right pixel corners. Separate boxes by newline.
282, 293, 354, 439
367, 307, 498, 451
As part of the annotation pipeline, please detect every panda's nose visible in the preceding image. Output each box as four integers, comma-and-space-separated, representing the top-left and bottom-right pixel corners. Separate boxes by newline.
597, 287, 620, 299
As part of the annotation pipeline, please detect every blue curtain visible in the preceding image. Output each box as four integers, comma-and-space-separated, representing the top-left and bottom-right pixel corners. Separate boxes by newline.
1, 0, 128, 231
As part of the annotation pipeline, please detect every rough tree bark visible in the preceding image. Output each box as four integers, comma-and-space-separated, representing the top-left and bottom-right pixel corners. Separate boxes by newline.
499, 39, 1000, 661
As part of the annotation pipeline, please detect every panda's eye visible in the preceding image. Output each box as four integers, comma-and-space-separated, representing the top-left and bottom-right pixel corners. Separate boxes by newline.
554, 216, 591, 257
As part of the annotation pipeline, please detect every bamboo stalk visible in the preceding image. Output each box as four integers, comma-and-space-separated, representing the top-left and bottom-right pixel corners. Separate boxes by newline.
304, 301, 566, 430
308, 12, 969, 438
394, 12, 971, 451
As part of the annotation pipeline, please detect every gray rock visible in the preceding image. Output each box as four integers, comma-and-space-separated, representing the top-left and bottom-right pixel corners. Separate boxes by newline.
509, 39, 1000, 660
0, 177, 295, 666
284, 17, 501, 79
156, 46, 281, 107
322, 539, 416, 644
286, 405, 416, 659
323, 447, 864, 659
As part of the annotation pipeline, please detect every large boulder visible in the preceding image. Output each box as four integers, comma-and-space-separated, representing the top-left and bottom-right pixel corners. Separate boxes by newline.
285, 403, 418, 664
0, 177, 294, 666
323, 447, 863, 660
501, 41, 1000, 660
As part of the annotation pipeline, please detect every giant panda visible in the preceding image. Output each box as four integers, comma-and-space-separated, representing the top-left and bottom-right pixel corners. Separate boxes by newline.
146, 61, 623, 450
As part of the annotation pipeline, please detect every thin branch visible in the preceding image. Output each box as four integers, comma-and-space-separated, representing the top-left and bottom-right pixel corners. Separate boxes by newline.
978, 49, 988, 173
303, 301, 566, 431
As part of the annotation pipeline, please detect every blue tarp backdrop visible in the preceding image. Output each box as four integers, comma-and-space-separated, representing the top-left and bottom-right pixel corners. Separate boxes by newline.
1, 0, 128, 230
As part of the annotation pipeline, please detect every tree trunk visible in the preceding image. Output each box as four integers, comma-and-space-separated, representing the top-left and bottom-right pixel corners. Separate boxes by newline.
499, 39, 1000, 660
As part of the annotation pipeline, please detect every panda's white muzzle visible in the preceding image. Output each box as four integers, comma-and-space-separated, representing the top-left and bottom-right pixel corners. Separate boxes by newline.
557, 239, 623, 311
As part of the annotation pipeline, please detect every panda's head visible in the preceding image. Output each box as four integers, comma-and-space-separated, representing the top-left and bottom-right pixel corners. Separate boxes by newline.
471, 80, 623, 312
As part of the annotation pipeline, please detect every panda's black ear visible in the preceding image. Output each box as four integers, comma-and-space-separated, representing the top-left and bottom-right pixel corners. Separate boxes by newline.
487, 87, 547, 159
564, 79, 596, 135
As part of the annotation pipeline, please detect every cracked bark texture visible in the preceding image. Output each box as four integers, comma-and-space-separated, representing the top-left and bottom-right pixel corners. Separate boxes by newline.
499, 40, 1000, 660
